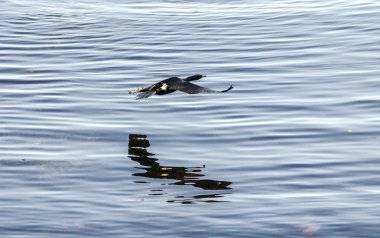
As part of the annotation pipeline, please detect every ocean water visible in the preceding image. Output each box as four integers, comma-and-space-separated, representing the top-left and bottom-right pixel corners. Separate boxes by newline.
1, 0, 380, 237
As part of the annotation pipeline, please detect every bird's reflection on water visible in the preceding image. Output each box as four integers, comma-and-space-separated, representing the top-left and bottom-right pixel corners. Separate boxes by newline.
128, 134, 232, 204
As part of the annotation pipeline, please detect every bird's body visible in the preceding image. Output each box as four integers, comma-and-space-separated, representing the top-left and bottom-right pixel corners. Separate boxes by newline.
130, 74, 233, 100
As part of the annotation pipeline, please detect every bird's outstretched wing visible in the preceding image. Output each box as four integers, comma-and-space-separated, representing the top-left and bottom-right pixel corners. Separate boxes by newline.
172, 82, 233, 94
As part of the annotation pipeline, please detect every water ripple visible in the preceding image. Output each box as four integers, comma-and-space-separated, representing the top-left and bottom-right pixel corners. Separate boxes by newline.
1, 0, 380, 237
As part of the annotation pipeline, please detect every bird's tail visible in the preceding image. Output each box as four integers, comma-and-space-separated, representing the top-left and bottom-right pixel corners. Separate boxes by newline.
129, 88, 141, 95
130, 86, 150, 95
221, 85, 233, 93
135, 91, 155, 100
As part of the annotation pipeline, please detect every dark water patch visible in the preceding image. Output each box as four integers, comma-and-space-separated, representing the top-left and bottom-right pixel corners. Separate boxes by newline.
0, 78, 70, 85
128, 134, 232, 203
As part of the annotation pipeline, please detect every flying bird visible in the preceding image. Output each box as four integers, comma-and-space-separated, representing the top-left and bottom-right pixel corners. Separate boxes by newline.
129, 74, 233, 100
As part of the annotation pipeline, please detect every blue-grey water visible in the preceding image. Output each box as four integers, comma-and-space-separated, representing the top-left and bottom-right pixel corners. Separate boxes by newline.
1, 0, 380, 237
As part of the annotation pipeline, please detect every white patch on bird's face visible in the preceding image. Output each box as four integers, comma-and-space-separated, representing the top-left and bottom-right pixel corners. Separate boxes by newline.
160, 83, 168, 90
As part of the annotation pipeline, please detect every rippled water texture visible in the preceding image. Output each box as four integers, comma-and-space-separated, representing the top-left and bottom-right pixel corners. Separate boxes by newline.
1, 0, 380, 237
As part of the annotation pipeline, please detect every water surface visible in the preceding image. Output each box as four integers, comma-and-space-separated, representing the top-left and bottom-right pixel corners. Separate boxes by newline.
1, 0, 380, 237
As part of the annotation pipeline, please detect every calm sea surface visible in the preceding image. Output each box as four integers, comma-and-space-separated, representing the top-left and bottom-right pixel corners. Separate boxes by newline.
1, 0, 380, 237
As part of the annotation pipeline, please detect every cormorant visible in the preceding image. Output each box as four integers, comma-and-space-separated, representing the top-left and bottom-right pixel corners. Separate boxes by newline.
129, 74, 233, 100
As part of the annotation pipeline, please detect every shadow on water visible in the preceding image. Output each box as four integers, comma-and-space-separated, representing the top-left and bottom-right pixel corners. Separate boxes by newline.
128, 134, 232, 204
